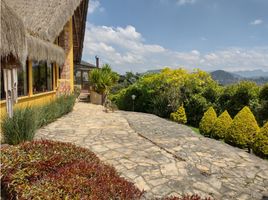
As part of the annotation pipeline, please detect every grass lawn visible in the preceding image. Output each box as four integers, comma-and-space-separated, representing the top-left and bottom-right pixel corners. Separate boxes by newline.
188, 126, 200, 134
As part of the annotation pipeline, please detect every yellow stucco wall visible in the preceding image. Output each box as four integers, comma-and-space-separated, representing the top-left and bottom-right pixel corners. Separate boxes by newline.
0, 92, 56, 117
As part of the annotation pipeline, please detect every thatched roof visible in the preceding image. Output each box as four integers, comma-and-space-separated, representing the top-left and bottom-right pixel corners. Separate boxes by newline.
2, 0, 88, 65
27, 34, 65, 65
6, 0, 84, 43
1, 0, 26, 65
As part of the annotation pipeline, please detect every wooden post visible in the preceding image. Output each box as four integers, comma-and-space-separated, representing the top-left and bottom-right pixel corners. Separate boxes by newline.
53, 63, 56, 90
28, 60, 33, 96
3, 69, 13, 118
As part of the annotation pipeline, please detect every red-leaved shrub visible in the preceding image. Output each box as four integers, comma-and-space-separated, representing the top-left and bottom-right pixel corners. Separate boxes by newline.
161, 195, 212, 200
1, 140, 143, 200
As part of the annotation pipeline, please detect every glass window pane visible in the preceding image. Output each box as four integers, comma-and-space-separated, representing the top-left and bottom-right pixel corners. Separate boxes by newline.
32, 61, 53, 94
1, 69, 5, 100
17, 64, 28, 97
83, 71, 89, 81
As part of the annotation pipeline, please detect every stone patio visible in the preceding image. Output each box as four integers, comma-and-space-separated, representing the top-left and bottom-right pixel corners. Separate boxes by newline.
35, 102, 268, 200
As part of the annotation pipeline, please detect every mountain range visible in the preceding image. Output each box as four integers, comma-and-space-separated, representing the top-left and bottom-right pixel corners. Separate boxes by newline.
210, 69, 268, 85
231, 70, 268, 78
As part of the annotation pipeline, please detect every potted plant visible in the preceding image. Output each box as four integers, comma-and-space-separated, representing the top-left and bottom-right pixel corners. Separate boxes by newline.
89, 64, 118, 105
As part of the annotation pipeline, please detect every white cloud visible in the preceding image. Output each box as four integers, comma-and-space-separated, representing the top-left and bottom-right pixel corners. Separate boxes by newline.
88, 0, 104, 14
82, 24, 268, 73
250, 19, 263, 25
177, 0, 197, 6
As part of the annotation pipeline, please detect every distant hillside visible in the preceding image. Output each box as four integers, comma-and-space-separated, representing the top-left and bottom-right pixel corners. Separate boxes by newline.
232, 69, 268, 78
210, 70, 268, 85
145, 69, 162, 74
210, 70, 240, 85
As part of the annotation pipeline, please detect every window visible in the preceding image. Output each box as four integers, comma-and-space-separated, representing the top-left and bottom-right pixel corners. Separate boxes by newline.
17, 63, 28, 97
0, 69, 5, 100
32, 61, 53, 94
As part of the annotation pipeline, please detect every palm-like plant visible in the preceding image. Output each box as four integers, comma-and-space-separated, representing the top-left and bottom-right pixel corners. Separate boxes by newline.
89, 64, 119, 95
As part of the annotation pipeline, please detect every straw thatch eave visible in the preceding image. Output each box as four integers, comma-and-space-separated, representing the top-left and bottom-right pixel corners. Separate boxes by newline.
27, 34, 65, 66
6, 0, 84, 43
1, 0, 26, 66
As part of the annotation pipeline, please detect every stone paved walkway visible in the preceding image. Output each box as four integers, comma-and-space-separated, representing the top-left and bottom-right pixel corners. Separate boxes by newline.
35, 102, 268, 200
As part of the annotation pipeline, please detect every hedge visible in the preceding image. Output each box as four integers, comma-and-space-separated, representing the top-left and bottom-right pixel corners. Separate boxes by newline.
226, 106, 260, 149
199, 107, 217, 137
211, 110, 232, 140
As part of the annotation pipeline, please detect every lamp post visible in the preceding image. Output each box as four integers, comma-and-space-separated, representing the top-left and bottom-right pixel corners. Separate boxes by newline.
131, 94, 136, 111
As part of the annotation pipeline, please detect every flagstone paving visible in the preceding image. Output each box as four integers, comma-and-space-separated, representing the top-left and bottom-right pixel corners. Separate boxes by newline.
35, 102, 268, 200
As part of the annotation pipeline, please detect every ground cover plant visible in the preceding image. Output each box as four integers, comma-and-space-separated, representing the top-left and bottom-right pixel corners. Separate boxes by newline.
1, 140, 144, 200
1, 95, 76, 145
162, 195, 212, 200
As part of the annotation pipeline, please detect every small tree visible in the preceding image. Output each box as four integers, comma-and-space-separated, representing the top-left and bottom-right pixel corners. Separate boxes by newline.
170, 105, 187, 124
226, 106, 260, 150
211, 110, 232, 140
253, 122, 268, 158
199, 107, 217, 137
89, 64, 119, 104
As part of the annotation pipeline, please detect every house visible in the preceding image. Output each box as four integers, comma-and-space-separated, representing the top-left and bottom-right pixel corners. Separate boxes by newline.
74, 60, 98, 90
0, 0, 89, 115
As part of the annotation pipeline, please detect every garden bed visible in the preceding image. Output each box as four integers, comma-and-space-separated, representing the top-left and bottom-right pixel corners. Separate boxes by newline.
1, 140, 143, 199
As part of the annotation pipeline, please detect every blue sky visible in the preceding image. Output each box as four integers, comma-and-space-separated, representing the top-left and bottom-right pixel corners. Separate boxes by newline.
82, 0, 268, 74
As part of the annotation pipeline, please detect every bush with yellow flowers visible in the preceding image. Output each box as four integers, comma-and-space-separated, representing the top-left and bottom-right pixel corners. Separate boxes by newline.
170, 105, 187, 124
253, 122, 268, 158
211, 110, 232, 140
199, 107, 217, 137
226, 106, 260, 149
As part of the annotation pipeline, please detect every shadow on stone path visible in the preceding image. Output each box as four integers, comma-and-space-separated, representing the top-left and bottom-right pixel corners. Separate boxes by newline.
35, 102, 268, 200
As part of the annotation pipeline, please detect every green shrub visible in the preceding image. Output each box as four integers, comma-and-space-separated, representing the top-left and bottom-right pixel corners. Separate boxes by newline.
1, 95, 76, 145
74, 85, 81, 98
199, 107, 217, 137
37, 95, 76, 128
1, 107, 37, 145
226, 106, 260, 149
89, 64, 119, 94
257, 83, 268, 125
253, 122, 268, 158
150, 86, 181, 118
184, 94, 210, 127
1, 140, 143, 199
218, 81, 260, 118
170, 105, 187, 124
211, 110, 232, 139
